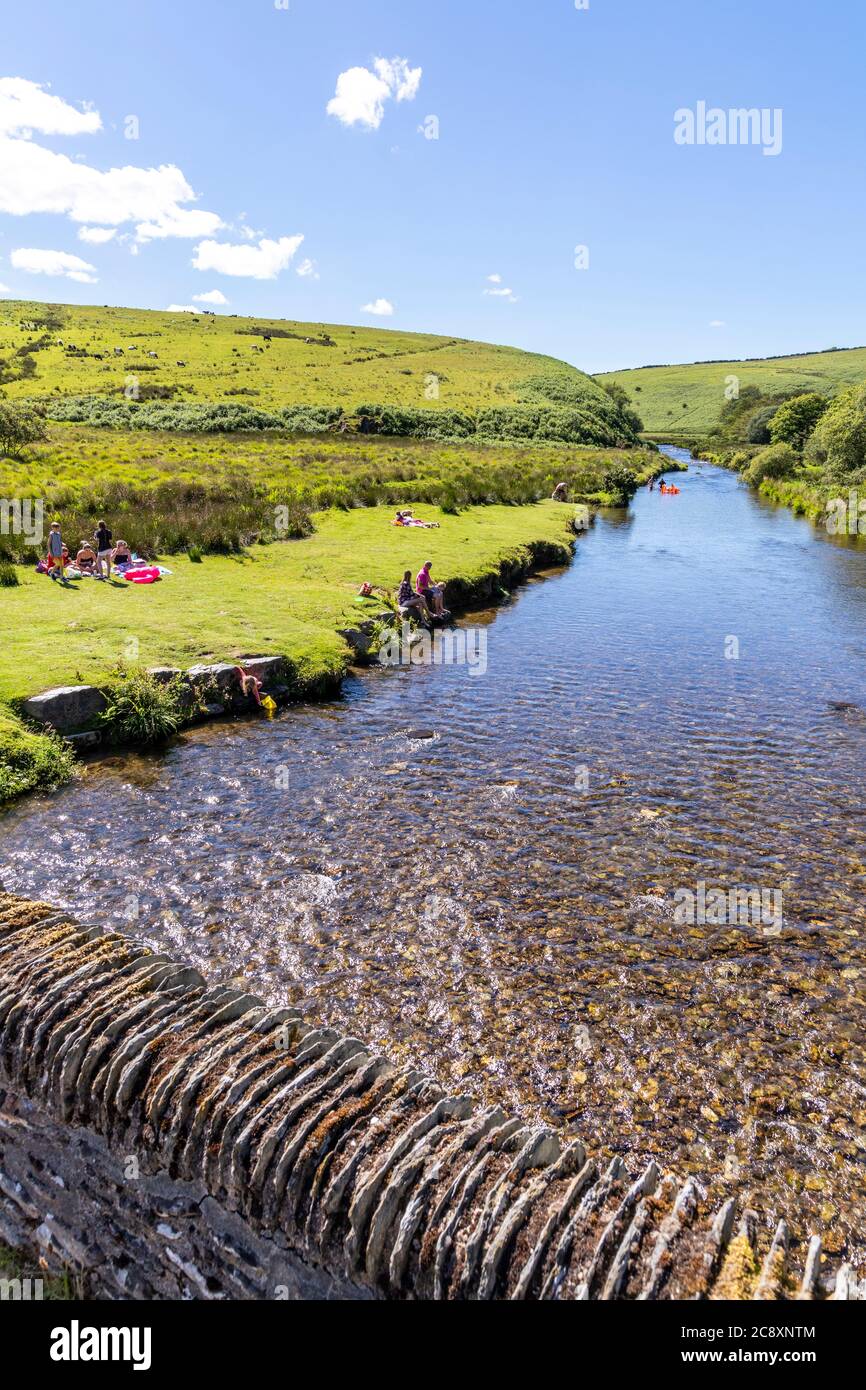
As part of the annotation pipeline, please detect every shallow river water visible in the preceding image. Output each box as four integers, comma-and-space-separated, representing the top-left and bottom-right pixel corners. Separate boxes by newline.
3, 451, 865, 1251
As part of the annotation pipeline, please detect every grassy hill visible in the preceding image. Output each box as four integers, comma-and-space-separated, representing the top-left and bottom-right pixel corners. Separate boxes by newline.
2, 299, 607, 418
596, 345, 866, 437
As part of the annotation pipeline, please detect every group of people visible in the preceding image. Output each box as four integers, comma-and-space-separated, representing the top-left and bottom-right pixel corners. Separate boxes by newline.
397, 562, 449, 623
42, 520, 134, 583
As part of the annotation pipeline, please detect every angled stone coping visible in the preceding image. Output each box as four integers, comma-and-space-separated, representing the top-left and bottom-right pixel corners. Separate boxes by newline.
0, 893, 860, 1301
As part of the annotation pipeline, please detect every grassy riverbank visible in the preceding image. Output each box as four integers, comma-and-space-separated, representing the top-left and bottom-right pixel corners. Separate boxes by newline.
0, 503, 580, 706
0, 707, 75, 804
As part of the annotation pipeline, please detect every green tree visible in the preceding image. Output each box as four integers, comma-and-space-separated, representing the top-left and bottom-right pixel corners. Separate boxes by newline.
807, 382, 866, 474
768, 393, 828, 450
745, 405, 779, 445
0, 402, 48, 458
601, 381, 643, 435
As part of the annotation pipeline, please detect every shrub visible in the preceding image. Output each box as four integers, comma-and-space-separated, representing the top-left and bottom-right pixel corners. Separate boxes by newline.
0, 560, 19, 587
0, 709, 75, 804
187, 545, 203, 563
768, 393, 829, 450
745, 442, 799, 485
100, 670, 186, 746
600, 463, 639, 505
44, 391, 640, 448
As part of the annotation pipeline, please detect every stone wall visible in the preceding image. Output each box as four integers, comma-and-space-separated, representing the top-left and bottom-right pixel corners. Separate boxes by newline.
0, 892, 861, 1301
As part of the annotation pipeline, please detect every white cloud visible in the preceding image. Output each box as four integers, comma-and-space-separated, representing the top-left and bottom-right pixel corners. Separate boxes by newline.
362, 298, 394, 316
78, 225, 117, 244
166, 304, 199, 313
0, 76, 101, 137
0, 77, 223, 243
709, 319, 726, 328
487, 273, 502, 284
11, 247, 98, 283
296, 257, 319, 279
484, 285, 518, 302
327, 57, 422, 130
0, 282, 10, 293
193, 288, 228, 305
192, 235, 304, 279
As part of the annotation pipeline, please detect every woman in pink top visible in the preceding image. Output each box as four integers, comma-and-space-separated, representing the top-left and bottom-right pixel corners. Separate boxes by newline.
416, 561, 446, 617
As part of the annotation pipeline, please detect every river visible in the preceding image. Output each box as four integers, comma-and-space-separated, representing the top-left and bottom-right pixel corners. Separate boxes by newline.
2, 450, 864, 1250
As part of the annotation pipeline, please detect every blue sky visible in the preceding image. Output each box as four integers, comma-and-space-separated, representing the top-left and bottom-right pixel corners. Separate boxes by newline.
1, 0, 864, 373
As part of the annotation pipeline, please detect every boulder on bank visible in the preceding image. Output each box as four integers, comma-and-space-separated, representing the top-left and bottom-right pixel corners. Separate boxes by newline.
186, 658, 288, 713
21, 686, 107, 735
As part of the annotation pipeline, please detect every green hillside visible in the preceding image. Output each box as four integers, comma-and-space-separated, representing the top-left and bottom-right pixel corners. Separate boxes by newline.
596, 345, 866, 437
2, 298, 610, 420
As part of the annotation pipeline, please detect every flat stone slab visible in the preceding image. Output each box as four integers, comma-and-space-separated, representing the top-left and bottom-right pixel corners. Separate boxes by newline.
147, 667, 183, 684
64, 731, 102, 750
22, 686, 107, 735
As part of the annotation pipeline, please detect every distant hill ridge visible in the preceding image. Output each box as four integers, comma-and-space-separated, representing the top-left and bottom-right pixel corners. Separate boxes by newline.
596, 344, 866, 436
0, 300, 637, 446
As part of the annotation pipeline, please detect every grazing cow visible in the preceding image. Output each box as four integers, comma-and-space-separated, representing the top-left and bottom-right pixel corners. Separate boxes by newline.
147, 351, 158, 359
114, 347, 124, 356
176, 360, 186, 367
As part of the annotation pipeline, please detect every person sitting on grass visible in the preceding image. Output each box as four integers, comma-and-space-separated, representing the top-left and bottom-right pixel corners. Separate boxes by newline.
397, 570, 431, 626
416, 561, 447, 618
94, 519, 113, 578
112, 538, 133, 568
76, 541, 97, 575
47, 522, 68, 584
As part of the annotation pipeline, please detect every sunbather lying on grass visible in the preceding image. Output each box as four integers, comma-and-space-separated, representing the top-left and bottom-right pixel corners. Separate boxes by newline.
393, 509, 440, 529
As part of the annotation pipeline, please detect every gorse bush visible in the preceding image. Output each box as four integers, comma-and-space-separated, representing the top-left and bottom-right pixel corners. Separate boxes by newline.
0, 560, 20, 587
600, 463, 640, 504
43, 385, 640, 449
99, 670, 186, 746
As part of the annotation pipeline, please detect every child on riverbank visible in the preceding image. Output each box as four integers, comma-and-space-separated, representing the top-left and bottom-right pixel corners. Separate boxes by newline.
47, 522, 67, 584
94, 520, 113, 578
